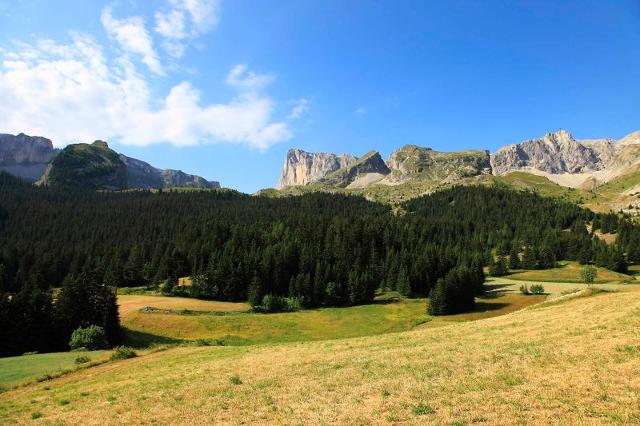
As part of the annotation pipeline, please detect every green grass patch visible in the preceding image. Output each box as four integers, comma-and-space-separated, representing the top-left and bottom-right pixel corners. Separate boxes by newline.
507, 262, 631, 284
0, 351, 105, 389
122, 297, 430, 347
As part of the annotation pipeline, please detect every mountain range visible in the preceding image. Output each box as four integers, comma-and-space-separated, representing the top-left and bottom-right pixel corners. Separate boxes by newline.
0, 133, 219, 190
272, 129, 640, 212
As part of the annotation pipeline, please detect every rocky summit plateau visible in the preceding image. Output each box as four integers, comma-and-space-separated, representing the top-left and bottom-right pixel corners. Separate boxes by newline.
0, 133, 220, 190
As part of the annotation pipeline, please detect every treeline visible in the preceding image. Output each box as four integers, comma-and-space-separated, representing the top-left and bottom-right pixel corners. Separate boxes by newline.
0, 172, 637, 355
0, 271, 120, 356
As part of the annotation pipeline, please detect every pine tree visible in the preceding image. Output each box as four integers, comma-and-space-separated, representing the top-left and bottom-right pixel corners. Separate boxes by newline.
508, 244, 521, 270
396, 266, 411, 296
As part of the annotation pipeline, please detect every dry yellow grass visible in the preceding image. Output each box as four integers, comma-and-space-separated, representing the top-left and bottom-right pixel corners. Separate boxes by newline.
3, 288, 640, 424
117, 295, 248, 319
507, 261, 633, 284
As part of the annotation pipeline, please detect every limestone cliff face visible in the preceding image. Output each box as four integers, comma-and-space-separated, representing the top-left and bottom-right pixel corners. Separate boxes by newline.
0, 133, 58, 181
491, 130, 610, 175
276, 149, 356, 188
490, 130, 640, 187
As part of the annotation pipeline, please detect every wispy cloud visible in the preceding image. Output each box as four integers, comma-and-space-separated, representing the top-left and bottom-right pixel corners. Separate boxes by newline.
288, 98, 310, 120
101, 6, 163, 75
155, 0, 220, 58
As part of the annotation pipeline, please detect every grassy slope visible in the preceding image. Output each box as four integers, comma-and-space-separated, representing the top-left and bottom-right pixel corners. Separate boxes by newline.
2, 288, 640, 424
0, 351, 106, 390
118, 290, 548, 347
505, 261, 633, 284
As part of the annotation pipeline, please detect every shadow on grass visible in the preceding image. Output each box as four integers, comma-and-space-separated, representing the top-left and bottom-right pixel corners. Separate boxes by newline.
121, 328, 184, 349
471, 301, 510, 313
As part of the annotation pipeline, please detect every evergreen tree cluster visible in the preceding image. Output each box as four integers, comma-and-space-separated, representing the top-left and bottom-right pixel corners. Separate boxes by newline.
0, 172, 637, 352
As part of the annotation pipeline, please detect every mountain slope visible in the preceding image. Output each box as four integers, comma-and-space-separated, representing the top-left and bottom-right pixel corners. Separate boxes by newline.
316, 150, 391, 188
120, 154, 220, 190
2, 288, 639, 424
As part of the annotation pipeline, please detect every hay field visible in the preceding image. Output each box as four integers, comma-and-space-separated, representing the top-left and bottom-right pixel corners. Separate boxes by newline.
3, 287, 640, 424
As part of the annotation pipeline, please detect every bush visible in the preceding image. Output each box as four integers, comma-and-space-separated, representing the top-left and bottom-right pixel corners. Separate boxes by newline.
229, 375, 242, 385
69, 325, 107, 350
74, 355, 91, 364
258, 294, 300, 313
529, 284, 545, 294
110, 346, 137, 361
519, 284, 529, 295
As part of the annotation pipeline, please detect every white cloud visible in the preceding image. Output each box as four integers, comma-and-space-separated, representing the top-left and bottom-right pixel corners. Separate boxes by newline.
155, 0, 219, 57
226, 64, 275, 93
354, 106, 367, 116
288, 98, 310, 120
0, 35, 291, 151
101, 6, 163, 74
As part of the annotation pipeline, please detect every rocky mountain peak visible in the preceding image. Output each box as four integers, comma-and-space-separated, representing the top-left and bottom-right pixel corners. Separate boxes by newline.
276, 148, 357, 188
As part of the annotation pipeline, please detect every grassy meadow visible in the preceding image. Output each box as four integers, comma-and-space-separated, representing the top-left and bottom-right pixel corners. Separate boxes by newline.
0, 351, 107, 391
506, 261, 633, 284
2, 285, 640, 424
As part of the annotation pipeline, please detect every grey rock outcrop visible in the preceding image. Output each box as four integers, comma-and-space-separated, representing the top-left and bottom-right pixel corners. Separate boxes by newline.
319, 151, 391, 188
277, 149, 356, 188
120, 155, 220, 189
0, 133, 58, 181
491, 130, 610, 175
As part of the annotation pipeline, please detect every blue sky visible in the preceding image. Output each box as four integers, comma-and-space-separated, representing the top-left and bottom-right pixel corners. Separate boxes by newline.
0, 1, 638, 192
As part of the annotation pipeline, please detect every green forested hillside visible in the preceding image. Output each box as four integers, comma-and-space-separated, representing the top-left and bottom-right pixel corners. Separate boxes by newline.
1, 171, 639, 356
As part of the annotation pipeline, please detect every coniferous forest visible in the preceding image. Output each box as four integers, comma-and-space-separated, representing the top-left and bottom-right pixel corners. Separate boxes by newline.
1, 171, 638, 356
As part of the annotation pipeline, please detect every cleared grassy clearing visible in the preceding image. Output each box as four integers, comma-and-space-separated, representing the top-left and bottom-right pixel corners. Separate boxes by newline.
487, 276, 635, 298
119, 290, 544, 347
3, 286, 640, 424
118, 295, 248, 319
122, 298, 429, 345
0, 351, 107, 390
506, 261, 633, 284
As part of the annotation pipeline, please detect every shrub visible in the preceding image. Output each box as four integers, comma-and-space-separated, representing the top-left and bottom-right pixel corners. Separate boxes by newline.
529, 284, 545, 294
74, 355, 91, 365
31, 412, 42, 420
519, 284, 529, 295
110, 346, 137, 361
230, 375, 242, 385
261, 294, 288, 312
69, 325, 107, 350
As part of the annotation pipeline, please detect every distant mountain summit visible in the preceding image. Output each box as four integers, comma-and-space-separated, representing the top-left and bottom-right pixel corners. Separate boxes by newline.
273, 129, 640, 208
491, 129, 640, 188
0, 133, 220, 190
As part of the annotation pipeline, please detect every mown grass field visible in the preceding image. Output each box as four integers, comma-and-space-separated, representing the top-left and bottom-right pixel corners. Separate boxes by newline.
2, 286, 640, 424
118, 290, 545, 347
506, 261, 633, 284
0, 351, 107, 390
